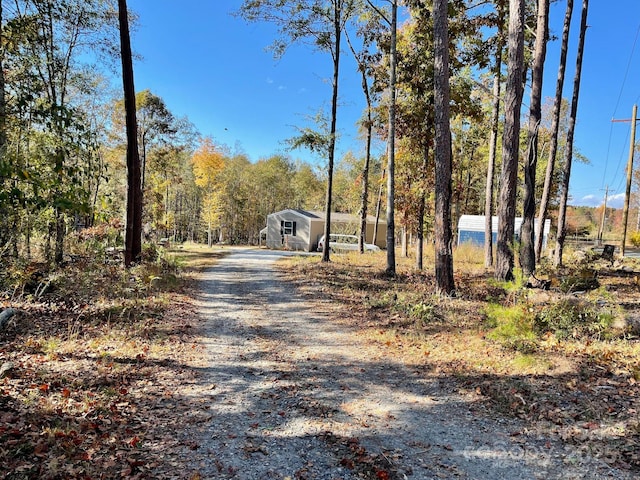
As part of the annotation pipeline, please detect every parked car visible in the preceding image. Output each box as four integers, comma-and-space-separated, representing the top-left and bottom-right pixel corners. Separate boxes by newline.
317, 234, 380, 252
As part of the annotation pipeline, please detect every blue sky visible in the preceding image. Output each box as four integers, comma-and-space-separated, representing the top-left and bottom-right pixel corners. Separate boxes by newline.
547, 0, 640, 209
126, 0, 640, 209
127, 0, 366, 161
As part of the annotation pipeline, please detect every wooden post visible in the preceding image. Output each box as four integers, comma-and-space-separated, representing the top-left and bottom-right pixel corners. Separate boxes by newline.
597, 185, 608, 245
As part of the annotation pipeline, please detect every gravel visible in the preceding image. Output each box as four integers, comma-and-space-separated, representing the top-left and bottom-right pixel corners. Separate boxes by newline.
189, 248, 629, 479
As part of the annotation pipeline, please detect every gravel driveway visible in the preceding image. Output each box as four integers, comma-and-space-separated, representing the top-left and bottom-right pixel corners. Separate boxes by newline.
190, 248, 627, 479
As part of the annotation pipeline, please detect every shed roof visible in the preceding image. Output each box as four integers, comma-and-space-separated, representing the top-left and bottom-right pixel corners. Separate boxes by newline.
267, 209, 320, 219
267, 209, 385, 225
308, 211, 384, 224
458, 215, 498, 231
293, 209, 321, 218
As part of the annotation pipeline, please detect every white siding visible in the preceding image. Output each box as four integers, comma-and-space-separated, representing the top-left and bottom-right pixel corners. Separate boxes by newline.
457, 215, 551, 248
265, 210, 318, 251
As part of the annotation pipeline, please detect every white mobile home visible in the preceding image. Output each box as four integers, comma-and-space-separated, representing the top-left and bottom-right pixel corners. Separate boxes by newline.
263, 209, 386, 251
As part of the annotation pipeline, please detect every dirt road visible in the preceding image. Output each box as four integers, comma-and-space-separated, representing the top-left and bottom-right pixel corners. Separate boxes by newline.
190, 248, 626, 479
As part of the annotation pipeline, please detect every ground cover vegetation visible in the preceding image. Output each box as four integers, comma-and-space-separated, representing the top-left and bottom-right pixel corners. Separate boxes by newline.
0, 243, 229, 479
279, 246, 640, 474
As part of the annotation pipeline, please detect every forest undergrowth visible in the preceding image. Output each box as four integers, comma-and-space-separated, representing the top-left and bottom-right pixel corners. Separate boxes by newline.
278, 245, 640, 473
0, 244, 225, 479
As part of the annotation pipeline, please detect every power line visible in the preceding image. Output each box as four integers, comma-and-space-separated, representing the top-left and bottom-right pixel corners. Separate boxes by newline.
604, 22, 640, 192
602, 121, 614, 190
611, 23, 640, 118
612, 125, 632, 192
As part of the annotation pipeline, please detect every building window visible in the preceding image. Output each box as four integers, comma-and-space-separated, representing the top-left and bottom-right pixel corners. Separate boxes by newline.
281, 220, 296, 236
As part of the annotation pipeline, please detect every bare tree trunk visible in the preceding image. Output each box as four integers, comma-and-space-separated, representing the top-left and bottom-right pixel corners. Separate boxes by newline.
554, 0, 589, 267
0, 1, 6, 249
26, 217, 32, 260
208, 207, 213, 247
373, 168, 385, 244
433, 0, 455, 294
119, 0, 143, 266
416, 194, 425, 270
484, 5, 505, 269
91, 151, 105, 227
321, 2, 342, 263
536, 0, 573, 260
359, 109, 373, 252
621, 105, 637, 257
54, 208, 65, 263
40, 1, 66, 265
344, 29, 374, 254
11, 215, 18, 258
520, 0, 549, 278
0, 1, 5, 170
141, 131, 147, 193
385, 0, 398, 274
416, 143, 429, 271
463, 164, 472, 213
496, 0, 525, 281
164, 177, 170, 238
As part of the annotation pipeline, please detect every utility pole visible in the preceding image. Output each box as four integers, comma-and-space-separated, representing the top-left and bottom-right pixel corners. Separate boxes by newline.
612, 104, 639, 257
621, 104, 638, 257
598, 185, 608, 245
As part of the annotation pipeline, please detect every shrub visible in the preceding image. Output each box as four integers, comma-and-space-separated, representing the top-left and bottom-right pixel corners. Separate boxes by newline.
1, 260, 51, 299
559, 268, 599, 293
365, 290, 398, 310
534, 298, 618, 340
630, 231, 640, 247
409, 301, 437, 324
485, 303, 538, 353
142, 242, 160, 263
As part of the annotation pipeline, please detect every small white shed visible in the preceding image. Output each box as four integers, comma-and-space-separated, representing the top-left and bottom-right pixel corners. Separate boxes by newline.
457, 215, 551, 248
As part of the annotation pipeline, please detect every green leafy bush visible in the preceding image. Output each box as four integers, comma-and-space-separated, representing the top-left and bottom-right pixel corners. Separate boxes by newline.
535, 298, 618, 340
365, 290, 398, 310
485, 303, 538, 353
410, 301, 437, 324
